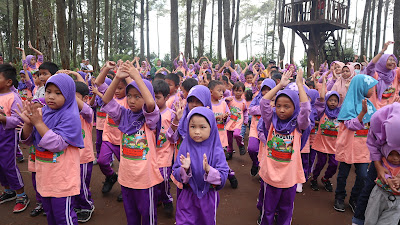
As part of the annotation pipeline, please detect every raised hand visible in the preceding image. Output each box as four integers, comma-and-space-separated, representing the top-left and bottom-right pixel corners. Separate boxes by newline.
16, 101, 32, 125
16, 47, 24, 52
382, 41, 394, 52
173, 99, 186, 121
310, 60, 314, 67
28, 41, 33, 49
296, 68, 304, 85
203, 154, 211, 174
105, 61, 116, 69
180, 152, 191, 171
279, 71, 291, 87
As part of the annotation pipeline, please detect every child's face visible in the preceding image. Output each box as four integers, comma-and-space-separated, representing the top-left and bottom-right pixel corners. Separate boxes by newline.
157, 60, 161, 67
257, 80, 263, 90
245, 74, 254, 84
254, 63, 260, 70
30, 57, 37, 65
39, 69, 52, 84
188, 96, 204, 111
45, 84, 65, 110
75, 92, 89, 103
387, 151, 400, 165
261, 86, 271, 96
32, 74, 41, 86
327, 95, 339, 110
165, 79, 177, 95
126, 87, 144, 112
189, 115, 211, 143
275, 95, 295, 120
233, 87, 244, 99
366, 87, 374, 98
115, 81, 126, 99
342, 67, 351, 79
155, 93, 168, 110
386, 56, 397, 70
334, 63, 342, 74
181, 88, 189, 99
0, 73, 12, 92
210, 85, 224, 101
178, 61, 183, 66
354, 64, 361, 70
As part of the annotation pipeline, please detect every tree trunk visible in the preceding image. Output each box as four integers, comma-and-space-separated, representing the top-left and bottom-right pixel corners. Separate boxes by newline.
235, 0, 240, 60
56, 0, 71, 69
67, 0, 73, 61
109, 0, 114, 56
365, 0, 372, 58
91, 0, 97, 65
146, 0, 150, 60
94, 0, 100, 70
394, 0, 400, 56
290, 30, 295, 61
223, 0, 234, 62
140, 0, 145, 58
209, 0, 214, 58
278, 0, 285, 64
360, 0, 370, 57
382, 0, 390, 50
132, 0, 136, 57
351, 0, 359, 50
185, 0, 192, 59
272, 0, 278, 60
170, 0, 179, 59
11, 0, 19, 62
6, 0, 12, 61
374, 0, 383, 55
78, 0, 85, 59
23, 0, 29, 52
104, 0, 109, 60
87, 0, 92, 60
72, 0, 77, 67
198, 0, 207, 57
217, 0, 222, 63
31, 0, 53, 61
369, 0, 376, 58
27, 0, 35, 47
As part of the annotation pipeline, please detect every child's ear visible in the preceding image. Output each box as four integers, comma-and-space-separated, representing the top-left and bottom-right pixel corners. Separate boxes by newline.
6, 79, 12, 87
83, 95, 89, 103
165, 94, 170, 101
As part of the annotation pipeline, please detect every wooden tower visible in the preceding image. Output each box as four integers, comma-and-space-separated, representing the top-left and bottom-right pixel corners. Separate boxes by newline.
281, 0, 350, 75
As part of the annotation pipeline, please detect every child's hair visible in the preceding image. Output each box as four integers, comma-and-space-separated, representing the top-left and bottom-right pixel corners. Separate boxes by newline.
154, 73, 165, 80
221, 75, 229, 84
206, 73, 212, 81
38, 62, 59, 75
244, 70, 254, 78
0, 64, 17, 87
208, 80, 223, 90
176, 71, 184, 78
75, 81, 90, 97
106, 75, 114, 80
152, 79, 170, 97
107, 70, 115, 76
223, 69, 231, 76
245, 90, 253, 101
271, 71, 282, 81
258, 77, 265, 83
271, 66, 279, 70
120, 78, 128, 86
233, 81, 245, 91
305, 78, 315, 89
182, 78, 198, 92
165, 73, 180, 86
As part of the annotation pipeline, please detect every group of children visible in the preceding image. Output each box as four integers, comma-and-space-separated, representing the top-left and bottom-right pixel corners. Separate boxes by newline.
0, 41, 399, 225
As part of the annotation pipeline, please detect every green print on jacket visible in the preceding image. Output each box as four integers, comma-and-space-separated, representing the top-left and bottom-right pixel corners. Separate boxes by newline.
156, 126, 167, 148
35, 150, 65, 163
122, 130, 150, 160
267, 136, 294, 163
229, 106, 242, 122
320, 118, 339, 137
382, 86, 396, 99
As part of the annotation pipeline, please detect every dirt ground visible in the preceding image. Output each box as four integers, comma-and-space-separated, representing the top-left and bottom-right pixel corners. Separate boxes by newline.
1, 129, 357, 225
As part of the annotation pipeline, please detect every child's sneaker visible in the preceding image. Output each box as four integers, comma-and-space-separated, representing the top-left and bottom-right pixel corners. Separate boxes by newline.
102, 173, 118, 193
16, 156, 24, 163
321, 177, 333, 192
13, 195, 30, 213
296, 183, 303, 193
117, 192, 123, 202
228, 175, 238, 189
349, 198, 357, 213
30, 203, 44, 217
333, 199, 345, 212
77, 206, 95, 223
257, 210, 262, 225
250, 165, 259, 177
225, 152, 233, 160
310, 179, 319, 191
239, 146, 246, 155
93, 158, 98, 165
0, 191, 16, 204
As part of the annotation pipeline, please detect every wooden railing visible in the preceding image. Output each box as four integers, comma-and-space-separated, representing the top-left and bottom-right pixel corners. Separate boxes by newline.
283, 0, 349, 26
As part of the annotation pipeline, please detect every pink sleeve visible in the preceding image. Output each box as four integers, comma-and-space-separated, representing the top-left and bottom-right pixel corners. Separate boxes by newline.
38, 130, 69, 153
80, 103, 93, 124
37, 55, 44, 63
204, 167, 221, 185
5, 95, 23, 129
344, 118, 365, 131
260, 98, 273, 131
248, 105, 261, 116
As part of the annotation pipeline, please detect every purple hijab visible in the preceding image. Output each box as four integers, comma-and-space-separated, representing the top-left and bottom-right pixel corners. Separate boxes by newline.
178, 85, 212, 139
18, 70, 35, 91
77, 71, 87, 80
172, 107, 229, 199
118, 80, 161, 141
375, 54, 398, 100
324, 91, 341, 119
25, 55, 37, 70
95, 78, 112, 107
32, 97, 46, 106
308, 89, 320, 124
369, 102, 400, 149
249, 78, 276, 108
33, 73, 84, 151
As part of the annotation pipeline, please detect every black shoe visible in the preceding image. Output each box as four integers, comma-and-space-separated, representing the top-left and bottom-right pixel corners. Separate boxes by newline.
163, 202, 173, 218
102, 173, 118, 193
310, 179, 319, 191
250, 165, 259, 177
17, 156, 24, 163
228, 175, 238, 189
0, 191, 16, 204
30, 203, 44, 217
321, 178, 333, 192
333, 199, 345, 212
239, 146, 246, 155
117, 193, 123, 202
349, 198, 357, 213
77, 206, 95, 223
257, 210, 262, 225
225, 152, 233, 160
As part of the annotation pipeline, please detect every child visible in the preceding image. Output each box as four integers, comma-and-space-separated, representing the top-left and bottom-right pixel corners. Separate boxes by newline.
248, 79, 276, 176
74, 81, 95, 222
18, 68, 35, 101
310, 89, 341, 192
225, 82, 248, 159
165, 73, 180, 109
0, 64, 28, 213
334, 74, 378, 213
181, 78, 198, 100
34, 62, 59, 99
172, 107, 229, 225
153, 79, 175, 217
16, 41, 44, 72
31, 71, 42, 96
19, 73, 84, 224
27, 98, 45, 217
258, 70, 310, 225
101, 61, 163, 225
331, 64, 355, 104
240, 90, 253, 140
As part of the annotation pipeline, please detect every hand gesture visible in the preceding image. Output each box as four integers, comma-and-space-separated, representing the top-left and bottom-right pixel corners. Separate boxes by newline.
280, 71, 291, 87
105, 61, 116, 69
296, 69, 304, 85
116, 65, 130, 80
16, 47, 24, 52
173, 100, 186, 121
363, 55, 367, 61
387, 177, 400, 194
203, 154, 211, 174
15, 101, 33, 125
90, 86, 101, 96
382, 41, 394, 52
180, 152, 191, 171
310, 60, 314, 67
361, 99, 368, 114
28, 41, 33, 49
354, 55, 359, 60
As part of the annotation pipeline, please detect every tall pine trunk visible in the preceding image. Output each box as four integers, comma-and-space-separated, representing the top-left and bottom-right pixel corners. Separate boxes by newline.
72, 0, 77, 67
235, 0, 240, 60
351, 0, 359, 49
132, 0, 136, 57
56, 0, 70, 69
32, 0, 53, 61
146, 0, 150, 60
78, 0, 85, 59
104, 0, 109, 60
278, 0, 284, 65
272, 0, 278, 59
394, 0, 400, 56
290, 30, 295, 62
198, 0, 207, 57
11, 0, 19, 62
23, 0, 29, 52
360, 0, 370, 57
170, 0, 179, 59
223, 0, 234, 62
185, 0, 192, 59
368, 0, 376, 58
209, 0, 214, 58
140, 0, 145, 58
382, 0, 390, 49
217, 0, 222, 63
374, 0, 383, 55
91, 0, 97, 65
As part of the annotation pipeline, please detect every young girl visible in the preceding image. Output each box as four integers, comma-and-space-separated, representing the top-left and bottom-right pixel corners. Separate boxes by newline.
172, 107, 229, 225
310, 88, 341, 192
20, 73, 84, 224
225, 82, 248, 159
18, 68, 35, 101
16, 41, 44, 72
101, 61, 163, 225
331, 64, 355, 104
248, 79, 276, 176
258, 70, 310, 225
334, 74, 378, 213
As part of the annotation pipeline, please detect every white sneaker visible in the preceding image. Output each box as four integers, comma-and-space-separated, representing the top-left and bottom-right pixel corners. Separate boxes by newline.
296, 183, 303, 193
